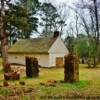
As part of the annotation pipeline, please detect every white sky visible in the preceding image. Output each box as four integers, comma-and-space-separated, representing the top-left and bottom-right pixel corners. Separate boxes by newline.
39, 0, 77, 6
11, 0, 77, 6
35, 0, 78, 38
53, 0, 74, 5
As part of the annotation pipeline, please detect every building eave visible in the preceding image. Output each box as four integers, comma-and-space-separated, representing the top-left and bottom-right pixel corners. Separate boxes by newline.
8, 52, 49, 55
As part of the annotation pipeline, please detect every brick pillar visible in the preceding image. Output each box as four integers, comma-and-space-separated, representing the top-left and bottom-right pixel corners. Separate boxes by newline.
25, 57, 39, 78
64, 53, 79, 82
32, 57, 39, 77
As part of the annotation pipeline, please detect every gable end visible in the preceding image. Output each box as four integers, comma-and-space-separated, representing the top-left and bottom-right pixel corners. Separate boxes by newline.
48, 37, 69, 54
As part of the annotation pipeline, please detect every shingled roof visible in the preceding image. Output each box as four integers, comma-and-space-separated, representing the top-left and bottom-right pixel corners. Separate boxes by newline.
8, 37, 57, 54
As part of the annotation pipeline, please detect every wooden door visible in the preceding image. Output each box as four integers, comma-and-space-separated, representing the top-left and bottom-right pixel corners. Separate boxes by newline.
56, 57, 64, 66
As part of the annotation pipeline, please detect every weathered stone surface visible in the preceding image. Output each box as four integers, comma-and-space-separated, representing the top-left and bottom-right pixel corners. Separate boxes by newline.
64, 53, 79, 82
25, 57, 39, 78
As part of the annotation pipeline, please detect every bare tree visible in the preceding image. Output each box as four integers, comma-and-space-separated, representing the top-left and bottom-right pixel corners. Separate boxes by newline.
56, 3, 69, 35
75, 13, 79, 37
74, 0, 100, 67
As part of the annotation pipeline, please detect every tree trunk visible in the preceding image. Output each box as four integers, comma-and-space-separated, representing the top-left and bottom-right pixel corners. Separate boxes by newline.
87, 58, 91, 67
0, 0, 11, 72
93, 0, 99, 64
93, 56, 96, 67
1, 37, 11, 72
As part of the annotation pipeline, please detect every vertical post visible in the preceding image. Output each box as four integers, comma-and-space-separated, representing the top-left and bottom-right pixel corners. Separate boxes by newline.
64, 54, 79, 82
25, 57, 39, 78
26, 57, 33, 77
32, 57, 39, 77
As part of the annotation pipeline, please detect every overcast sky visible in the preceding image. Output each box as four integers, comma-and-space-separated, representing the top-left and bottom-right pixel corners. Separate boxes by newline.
11, 0, 77, 6
34, 0, 78, 38
39, 0, 76, 6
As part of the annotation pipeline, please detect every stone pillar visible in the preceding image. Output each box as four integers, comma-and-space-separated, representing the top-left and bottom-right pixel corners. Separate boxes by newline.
64, 53, 79, 82
25, 57, 39, 78
32, 57, 39, 77
26, 57, 32, 77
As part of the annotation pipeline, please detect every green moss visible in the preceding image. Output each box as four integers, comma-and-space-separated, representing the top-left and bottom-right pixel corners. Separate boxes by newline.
8, 37, 56, 54
0, 88, 13, 96
22, 96, 30, 100
66, 80, 89, 89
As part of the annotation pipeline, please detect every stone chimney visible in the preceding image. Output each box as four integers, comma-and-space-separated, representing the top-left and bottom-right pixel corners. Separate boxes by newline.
53, 31, 59, 38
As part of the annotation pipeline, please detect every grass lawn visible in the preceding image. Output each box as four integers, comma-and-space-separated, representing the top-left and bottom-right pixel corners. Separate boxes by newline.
0, 59, 100, 99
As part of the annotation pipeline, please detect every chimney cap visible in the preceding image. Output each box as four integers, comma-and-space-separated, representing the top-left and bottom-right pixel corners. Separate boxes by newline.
53, 31, 59, 38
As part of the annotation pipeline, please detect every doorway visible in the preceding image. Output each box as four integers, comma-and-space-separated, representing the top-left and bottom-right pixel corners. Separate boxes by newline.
56, 57, 64, 66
